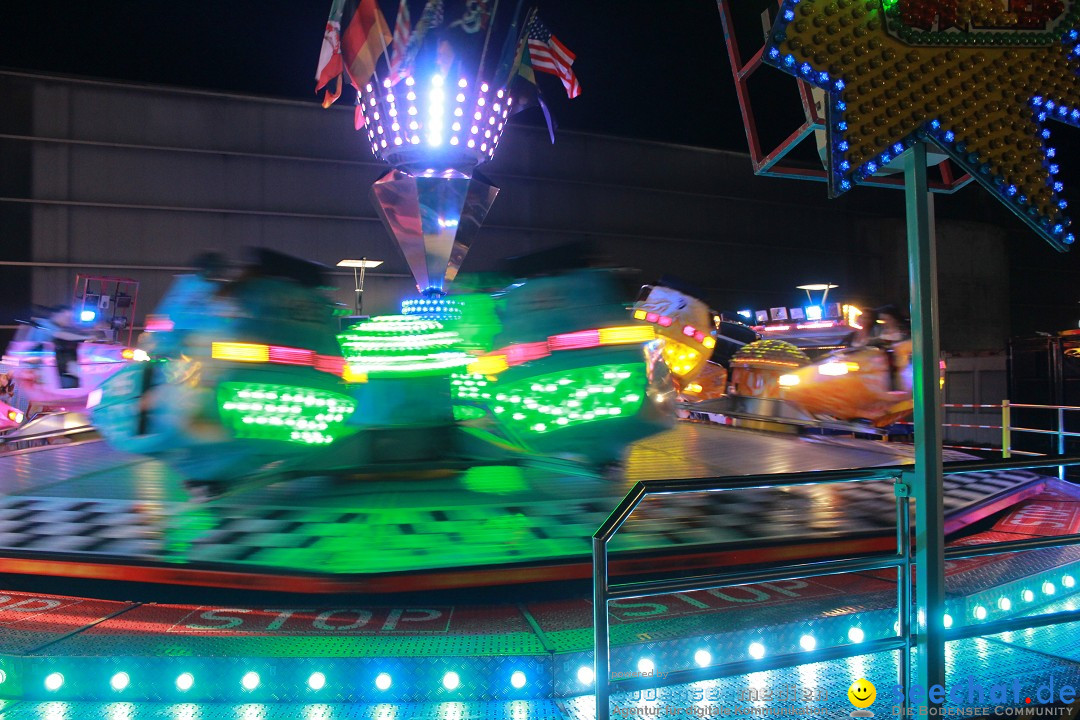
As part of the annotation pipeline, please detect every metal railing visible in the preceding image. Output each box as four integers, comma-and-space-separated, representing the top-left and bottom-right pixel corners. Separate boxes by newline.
930, 401, 1080, 478
591, 455, 1080, 720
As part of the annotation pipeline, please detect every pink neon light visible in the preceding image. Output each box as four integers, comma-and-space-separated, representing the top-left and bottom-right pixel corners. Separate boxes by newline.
658, 316, 673, 327
646, 312, 659, 323
682, 325, 696, 337
145, 317, 174, 332
548, 329, 600, 351
314, 355, 345, 376
506, 342, 551, 365
694, 331, 705, 343
764, 325, 792, 332
269, 346, 315, 366
796, 321, 836, 330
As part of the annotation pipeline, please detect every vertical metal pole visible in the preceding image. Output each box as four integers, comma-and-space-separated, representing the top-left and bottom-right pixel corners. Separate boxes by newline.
896, 478, 913, 711
905, 142, 945, 709
353, 267, 361, 315
359, 258, 368, 316
1058, 407, 1066, 480
1002, 400, 1011, 459
593, 536, 610, 720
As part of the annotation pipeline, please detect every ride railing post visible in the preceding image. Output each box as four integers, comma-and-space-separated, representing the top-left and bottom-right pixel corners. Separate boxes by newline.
593, 534, 611, 720
896, 477, 913, 712
1058, 407, 1066, 480
1002, 400, 1012, 459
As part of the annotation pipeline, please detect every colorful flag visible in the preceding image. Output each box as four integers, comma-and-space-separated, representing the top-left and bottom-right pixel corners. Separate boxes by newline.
396, 0, 445, 75
387, 0, 412, 82
506, 15, 557, 144
315, 0, 346, 107
340, 0, 393, 90
526, 14, 580, 99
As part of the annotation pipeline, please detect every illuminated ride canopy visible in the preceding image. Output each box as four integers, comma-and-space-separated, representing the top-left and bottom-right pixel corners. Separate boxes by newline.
763, 0, 1080, 250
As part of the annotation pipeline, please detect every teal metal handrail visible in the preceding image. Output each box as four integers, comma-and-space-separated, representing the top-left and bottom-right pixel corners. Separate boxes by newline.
592, 455, 1080, 720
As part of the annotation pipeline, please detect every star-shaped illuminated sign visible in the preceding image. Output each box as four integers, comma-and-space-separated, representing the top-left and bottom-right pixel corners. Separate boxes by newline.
763, 0, 1080, 250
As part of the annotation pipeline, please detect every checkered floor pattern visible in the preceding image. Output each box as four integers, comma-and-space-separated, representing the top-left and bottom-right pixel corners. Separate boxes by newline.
0, 424, 1049, 578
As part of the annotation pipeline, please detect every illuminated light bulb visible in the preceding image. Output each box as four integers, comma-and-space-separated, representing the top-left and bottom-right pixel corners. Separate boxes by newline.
943, 614, 953, 628
111, 672, 130, 691
973, 606, 987, 620
511, 671, 527, 689
1043, 581, 1056, 595
637, 658, 654, 674
241, 672, 260, 691
442, 672, 460, 690
848, 627, 865, 643
176, 673, 194, 691
694, 649, 712, 667
45, 673, 64, 691
800, 635, 817, 651
375, 673, 392, 691
749, 642, 766, 659
1064, 575, 1075, 588
998, 597, 1012, 611
308, 672, 326, 690
578, 666, 594, 685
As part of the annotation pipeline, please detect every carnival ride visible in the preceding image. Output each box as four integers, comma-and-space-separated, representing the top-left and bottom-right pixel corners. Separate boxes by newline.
1, 276, 139, 419
4, 2, 1080, 717
89, 250, 673, 491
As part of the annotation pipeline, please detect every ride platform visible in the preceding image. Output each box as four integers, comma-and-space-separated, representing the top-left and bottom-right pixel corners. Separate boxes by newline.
0, 479, 1077, 716
0, 422, 1050, 592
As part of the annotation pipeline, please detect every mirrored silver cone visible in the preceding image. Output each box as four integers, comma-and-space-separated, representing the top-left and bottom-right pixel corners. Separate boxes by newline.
370, 169, 500, 295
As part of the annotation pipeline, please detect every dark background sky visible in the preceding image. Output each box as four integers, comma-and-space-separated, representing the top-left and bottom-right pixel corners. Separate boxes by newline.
0, 1, 742, 151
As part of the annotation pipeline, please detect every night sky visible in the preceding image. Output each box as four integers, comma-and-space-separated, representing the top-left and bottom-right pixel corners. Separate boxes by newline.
0, 1, 741, 151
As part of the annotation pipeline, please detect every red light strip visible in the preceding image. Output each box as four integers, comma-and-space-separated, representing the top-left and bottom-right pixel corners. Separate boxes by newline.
547, 329, 600, 351
505, 341, 551, 364
268, 346, 315, 366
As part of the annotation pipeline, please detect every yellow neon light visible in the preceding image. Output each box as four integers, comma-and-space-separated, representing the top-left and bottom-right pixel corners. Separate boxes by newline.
703, 336, 716, 349
598, 325, 655, 345
468, 354, 509, 375
633, 309, 647, 320
342, 364, 369, 384
211, 342, 269, 363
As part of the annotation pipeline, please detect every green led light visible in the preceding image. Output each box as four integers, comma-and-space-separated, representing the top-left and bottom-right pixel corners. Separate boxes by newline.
217, 383, 356, 445
338, 315, 471, 376
452, 405, 486, 421
488, 363, 646, 435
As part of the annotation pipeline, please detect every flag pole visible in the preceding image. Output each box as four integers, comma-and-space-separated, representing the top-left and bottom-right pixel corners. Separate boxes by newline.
377, 2, 394, 80
475, 0, 502, 84
493, 0, 528, 86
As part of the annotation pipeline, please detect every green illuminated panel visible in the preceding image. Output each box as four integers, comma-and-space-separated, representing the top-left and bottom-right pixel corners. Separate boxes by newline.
337, 315, 471, 376
490, 363, 646, 434
217, 383, 356, 445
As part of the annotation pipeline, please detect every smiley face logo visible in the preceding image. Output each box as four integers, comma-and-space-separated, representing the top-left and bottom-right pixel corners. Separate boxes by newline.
848, 678, 876, 710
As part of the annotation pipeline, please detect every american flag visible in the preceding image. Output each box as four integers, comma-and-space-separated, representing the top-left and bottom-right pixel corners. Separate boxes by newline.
526, 15, 580, 99
387, 0, 412, 83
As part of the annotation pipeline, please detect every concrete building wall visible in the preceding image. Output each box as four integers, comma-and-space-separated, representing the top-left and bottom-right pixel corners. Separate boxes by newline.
0, 70, 1020, 352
